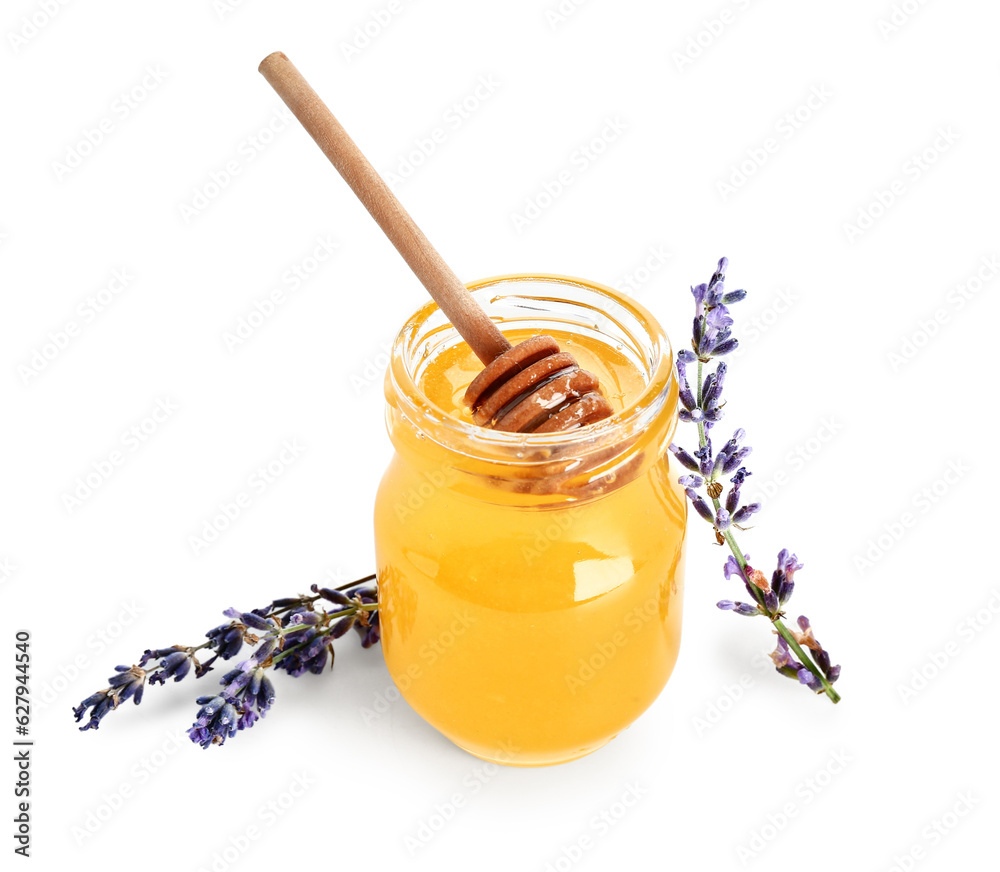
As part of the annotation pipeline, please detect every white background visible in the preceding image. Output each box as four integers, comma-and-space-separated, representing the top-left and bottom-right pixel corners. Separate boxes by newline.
2, 0, 997, 870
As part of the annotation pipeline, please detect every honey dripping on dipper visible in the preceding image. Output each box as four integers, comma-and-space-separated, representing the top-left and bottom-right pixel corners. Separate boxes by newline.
258, 52, 615, 435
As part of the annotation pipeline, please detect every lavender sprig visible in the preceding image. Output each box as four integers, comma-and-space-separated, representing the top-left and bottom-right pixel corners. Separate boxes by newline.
670, 259, 841, 703
72, 574, 380, 746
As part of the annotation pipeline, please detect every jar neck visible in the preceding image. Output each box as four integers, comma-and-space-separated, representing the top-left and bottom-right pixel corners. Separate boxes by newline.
384, 274, 677, 506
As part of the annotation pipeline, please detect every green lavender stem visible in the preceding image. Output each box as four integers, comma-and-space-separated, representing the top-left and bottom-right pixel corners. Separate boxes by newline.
694, 362, 840, 704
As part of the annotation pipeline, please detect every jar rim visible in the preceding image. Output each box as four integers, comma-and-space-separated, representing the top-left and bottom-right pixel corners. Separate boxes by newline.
386, 273, 676, 464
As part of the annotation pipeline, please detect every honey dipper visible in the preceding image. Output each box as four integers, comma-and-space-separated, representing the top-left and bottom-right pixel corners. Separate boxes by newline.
259, 52, 614, 434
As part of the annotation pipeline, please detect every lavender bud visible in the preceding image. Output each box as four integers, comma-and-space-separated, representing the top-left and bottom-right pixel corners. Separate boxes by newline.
703, 362, 727, 408
712, 338, 738, 356
725, 485, 741, 514
330, 615, 356, 639
313, 585, 353, 606
694, 442, 713, 477
685, 488, 715, 524
722, 446, 752, 474
289, 611, 321, 625
678, 474, 704, 488
732, 503, 761, 524
763, 590, 779, 614
240, 612, 274, 632
679, 385, 698, 412
715, 508, 731, 531
669, 443, 701, 473
722, 289, 746, 304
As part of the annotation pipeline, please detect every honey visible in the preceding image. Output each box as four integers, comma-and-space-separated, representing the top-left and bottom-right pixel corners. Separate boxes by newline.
374, 275, 686, 766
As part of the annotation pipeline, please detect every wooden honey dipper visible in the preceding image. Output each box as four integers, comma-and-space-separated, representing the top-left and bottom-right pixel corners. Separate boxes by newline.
259, 52, 614, 434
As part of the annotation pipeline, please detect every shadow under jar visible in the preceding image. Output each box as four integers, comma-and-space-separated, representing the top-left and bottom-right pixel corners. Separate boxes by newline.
374, 274, 686, 766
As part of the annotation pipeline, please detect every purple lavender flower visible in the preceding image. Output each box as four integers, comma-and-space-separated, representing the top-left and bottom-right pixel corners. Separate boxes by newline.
714, 507, 731, 532
205, 619, 250, 662
669, 443, 701, 473
732, 503, 761, 525
694, 442, 713, 478
72, 666, 147, 731
148, 649, 195, 685
686, 488, 715, 523
188, 695, 240, 749
702, 362, 727, 409
311, 585, 354, 606
219, 660, 276, 720
771, 549, 804, 605
770, 636, 804, 680
717, 600, 760, 616
723, 553, 746, 582
793, 615, 840, 687
350, 587, 381, 648
73, 574, 383, 745
673, 259, 841, 703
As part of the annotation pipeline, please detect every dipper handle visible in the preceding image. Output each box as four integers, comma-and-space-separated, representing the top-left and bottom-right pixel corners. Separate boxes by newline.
258, 51, 511, 365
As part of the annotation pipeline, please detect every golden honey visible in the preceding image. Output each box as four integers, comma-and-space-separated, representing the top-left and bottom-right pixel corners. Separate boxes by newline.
374, 275, 686, 766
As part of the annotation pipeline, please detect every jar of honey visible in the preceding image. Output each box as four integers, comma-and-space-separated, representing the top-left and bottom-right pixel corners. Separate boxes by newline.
374, 274, 685, 766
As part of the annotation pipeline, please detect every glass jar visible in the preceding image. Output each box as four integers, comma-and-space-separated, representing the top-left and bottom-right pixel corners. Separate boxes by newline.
374, 274, 686, 767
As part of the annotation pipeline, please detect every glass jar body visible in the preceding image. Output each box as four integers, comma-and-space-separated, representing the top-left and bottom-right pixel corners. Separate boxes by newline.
374, 275, 686, 766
